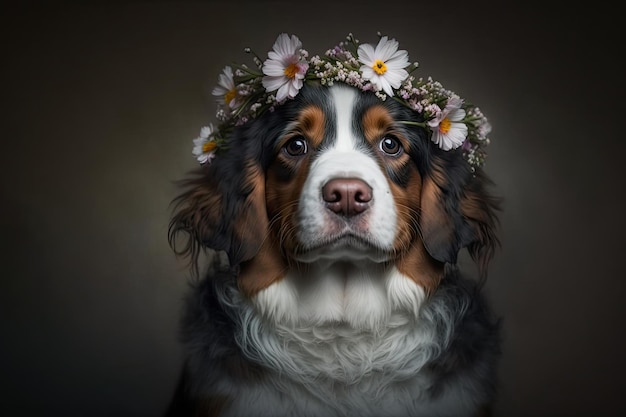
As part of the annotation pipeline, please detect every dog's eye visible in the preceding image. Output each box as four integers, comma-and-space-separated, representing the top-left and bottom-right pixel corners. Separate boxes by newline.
283, 137, 308, 157
379, 136, 402, 156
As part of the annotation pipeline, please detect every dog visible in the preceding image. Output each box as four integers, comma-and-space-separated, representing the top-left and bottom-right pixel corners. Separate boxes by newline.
166, 34, 501, 417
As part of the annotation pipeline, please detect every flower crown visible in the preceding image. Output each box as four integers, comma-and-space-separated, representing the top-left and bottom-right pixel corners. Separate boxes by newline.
193, 33, 491, 170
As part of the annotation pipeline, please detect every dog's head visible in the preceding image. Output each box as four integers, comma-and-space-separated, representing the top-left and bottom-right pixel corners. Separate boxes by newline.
169, 83, 499, 300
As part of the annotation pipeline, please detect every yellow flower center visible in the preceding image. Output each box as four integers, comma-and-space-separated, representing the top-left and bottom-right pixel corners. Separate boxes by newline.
284, 63, 299, 79
224, 88, 237, 105
202, 141, 217, 153
372, 59, 387, 75
439, 118, 451, 134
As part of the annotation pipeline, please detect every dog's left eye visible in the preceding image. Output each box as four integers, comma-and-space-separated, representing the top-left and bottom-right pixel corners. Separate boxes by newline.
379, 136, 403, 156
283, 137, 308, 157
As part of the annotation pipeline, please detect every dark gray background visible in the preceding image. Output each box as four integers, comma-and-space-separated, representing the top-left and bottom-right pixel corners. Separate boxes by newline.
1, 1, 624, 416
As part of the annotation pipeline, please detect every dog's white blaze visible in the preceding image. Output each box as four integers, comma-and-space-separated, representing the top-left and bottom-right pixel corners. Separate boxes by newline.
297, 85, 398, 253
331, 85, 358, 152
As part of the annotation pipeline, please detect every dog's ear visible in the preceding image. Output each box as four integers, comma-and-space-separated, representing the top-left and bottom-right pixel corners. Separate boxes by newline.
419, 155, 501, 278
168, 153, 269, 275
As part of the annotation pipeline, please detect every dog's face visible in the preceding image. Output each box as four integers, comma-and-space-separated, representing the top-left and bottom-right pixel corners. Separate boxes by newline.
266, 85, 422, 266
170, 83, 498, 327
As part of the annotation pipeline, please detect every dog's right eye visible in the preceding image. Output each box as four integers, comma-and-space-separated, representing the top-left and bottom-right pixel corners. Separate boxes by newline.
283, 137, 308, 157
379, 136, 403, 156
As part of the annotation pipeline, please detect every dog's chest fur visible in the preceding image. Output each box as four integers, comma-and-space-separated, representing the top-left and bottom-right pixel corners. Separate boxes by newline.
183, 263, 497, 417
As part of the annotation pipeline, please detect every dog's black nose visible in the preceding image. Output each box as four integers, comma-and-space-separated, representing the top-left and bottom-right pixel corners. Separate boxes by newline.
322, 178, 372, 216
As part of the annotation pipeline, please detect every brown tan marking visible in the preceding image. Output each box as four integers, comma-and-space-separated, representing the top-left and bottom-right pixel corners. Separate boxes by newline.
362, 105, 410, 167
388, 164, 444, 293
419, 158, 455, 263
296, 105, 326, 149
395, 238, 444, 295
388, 167, 422, 253
265, 154, 312, 258
236, 162, 288, 297
232, 163, 267, 262
238, 234, 288, 297
362, 105, 394, 143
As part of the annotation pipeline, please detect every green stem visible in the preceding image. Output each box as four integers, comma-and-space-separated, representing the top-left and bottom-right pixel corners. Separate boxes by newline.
397, 120, 427, 128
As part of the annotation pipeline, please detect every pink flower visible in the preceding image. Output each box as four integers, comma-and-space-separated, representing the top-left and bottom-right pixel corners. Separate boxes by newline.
427, 97, 468, 151
262, 34, 309, 102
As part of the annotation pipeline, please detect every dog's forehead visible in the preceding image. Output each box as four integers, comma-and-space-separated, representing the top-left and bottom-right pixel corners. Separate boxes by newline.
288, 84, 396, 149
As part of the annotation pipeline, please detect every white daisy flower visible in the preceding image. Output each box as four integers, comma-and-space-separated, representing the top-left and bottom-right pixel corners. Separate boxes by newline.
212, 66, 241, 110
192, 125, 217, 164
262, 33, 309, 102
427, 97, 468, 151
357, 36, 409, 96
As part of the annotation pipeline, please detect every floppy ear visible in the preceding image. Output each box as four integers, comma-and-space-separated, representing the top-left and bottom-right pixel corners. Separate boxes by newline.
419, 155, 501, 278
168, 155, 269, 275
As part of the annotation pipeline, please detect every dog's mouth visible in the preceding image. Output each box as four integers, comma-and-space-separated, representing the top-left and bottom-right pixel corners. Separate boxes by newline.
293, 233, 392, 263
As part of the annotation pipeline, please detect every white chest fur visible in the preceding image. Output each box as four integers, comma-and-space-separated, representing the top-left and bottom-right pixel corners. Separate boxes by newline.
208, 265, 475, 416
